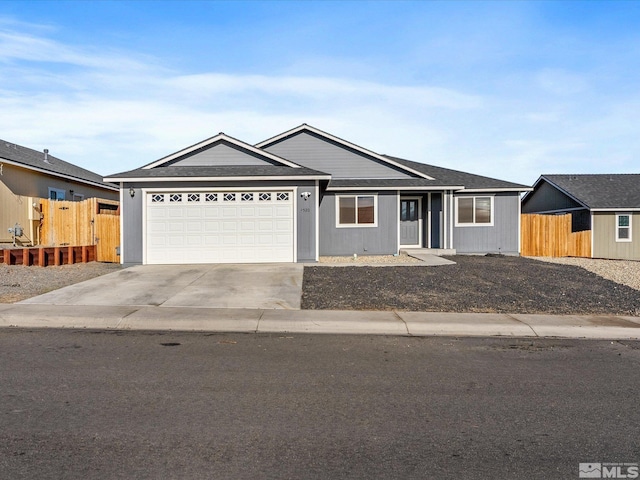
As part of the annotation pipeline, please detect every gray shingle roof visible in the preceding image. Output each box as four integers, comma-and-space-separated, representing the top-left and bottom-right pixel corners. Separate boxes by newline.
540, 174, 640, 209
0, 139, 117, 189
384, 155, 530, 190
105, 165, 331, 180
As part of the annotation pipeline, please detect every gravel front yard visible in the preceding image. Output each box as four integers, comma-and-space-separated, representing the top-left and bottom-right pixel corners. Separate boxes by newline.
2, 256, 640, 316
302, 256, 640, 315
0, 263, 122, 303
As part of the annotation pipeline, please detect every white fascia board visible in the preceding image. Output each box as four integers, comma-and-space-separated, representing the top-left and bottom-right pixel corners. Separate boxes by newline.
456, 187, 533, 193
1, 157, 119, 191
142, 133, 302, 169
591, 208, 640, 212
327, 185, 464, 192
256, 124, 435, 180
104, 175, 332, 183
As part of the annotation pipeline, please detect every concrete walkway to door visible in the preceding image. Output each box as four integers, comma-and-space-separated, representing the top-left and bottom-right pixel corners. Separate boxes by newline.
19, 264, 304, 310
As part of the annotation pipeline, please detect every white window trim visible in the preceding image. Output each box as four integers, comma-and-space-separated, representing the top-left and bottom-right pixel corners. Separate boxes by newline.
455, 195, 494, 227
48, 187, 66, 201
336, 194, 378, 228
615, 213, 632, 242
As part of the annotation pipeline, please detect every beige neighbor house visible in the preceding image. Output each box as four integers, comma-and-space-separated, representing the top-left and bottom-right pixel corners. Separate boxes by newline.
0, 139, 119, 246
522, 174, 640, 260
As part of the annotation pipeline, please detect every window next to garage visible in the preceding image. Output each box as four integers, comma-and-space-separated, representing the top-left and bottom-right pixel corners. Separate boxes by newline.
616, 213, 632, 242
336, 195, 377, 227
455, 196, 494, 226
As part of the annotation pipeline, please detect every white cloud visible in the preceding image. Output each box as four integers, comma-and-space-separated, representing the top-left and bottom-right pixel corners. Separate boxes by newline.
0, 17, 638, 186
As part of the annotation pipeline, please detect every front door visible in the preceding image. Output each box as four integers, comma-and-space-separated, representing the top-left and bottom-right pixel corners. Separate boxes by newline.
400, 198, 421, 247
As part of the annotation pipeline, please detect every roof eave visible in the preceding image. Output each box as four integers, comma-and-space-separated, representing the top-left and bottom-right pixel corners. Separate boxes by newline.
104, 174, 332, 183
327, 185, 465, 192
1, 157, 118, 191
458, 187, 533, 193
591, 208, 640, 212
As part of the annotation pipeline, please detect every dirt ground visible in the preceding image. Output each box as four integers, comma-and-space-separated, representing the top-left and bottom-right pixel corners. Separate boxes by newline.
302, 255, 640, 315
0, 262, 122, 303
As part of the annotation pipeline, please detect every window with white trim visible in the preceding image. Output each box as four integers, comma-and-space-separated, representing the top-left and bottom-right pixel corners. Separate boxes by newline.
455, 196, 494, 226
337, 195, 377, 227
48, 187, 66, 201
616, 213, 632, 242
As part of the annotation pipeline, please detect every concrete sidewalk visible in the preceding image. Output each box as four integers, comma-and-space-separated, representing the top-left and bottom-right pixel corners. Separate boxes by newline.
1, 303, 639, 339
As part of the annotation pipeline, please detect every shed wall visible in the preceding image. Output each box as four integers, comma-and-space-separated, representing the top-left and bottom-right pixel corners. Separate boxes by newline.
593, 212, 640, 260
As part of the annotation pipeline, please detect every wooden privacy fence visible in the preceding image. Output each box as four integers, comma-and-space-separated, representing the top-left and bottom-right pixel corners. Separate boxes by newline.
521, 213, 591, 258
40, 197, 120, 262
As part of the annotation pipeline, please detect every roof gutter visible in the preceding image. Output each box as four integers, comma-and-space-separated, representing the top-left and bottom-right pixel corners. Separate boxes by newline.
458, 187, 533, 193
327, 185, 465, 192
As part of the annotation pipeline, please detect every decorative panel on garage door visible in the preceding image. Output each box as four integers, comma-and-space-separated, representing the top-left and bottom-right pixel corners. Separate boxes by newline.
146, 191, 294, 264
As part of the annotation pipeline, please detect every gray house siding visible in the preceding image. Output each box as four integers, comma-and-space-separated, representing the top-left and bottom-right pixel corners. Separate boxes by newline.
122, 185, 143, 265
522, 181, 581, 213
593, 212, 640, 260
319, 191, 398, 255
170, 142, 276, 167
453, 193, 520, 255
296, 183, 318, 262
263, 131, 414, 179
120, 180, 317, 265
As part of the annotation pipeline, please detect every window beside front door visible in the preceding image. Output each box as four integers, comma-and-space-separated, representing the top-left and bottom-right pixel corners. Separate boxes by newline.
616, 213, 632, 242
337, 195, 377, 227
455, 196, 493, 226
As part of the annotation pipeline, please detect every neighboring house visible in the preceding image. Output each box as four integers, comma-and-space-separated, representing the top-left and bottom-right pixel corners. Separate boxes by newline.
522, 174, 640, 260
105, 124, 530, 265
0, 139, 119, 245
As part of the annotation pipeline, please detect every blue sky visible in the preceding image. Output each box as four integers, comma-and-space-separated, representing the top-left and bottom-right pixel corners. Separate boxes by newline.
1, 1, 639, 184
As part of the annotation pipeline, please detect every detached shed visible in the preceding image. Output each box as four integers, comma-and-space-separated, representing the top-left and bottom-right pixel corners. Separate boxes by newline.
522, 174, 640, 260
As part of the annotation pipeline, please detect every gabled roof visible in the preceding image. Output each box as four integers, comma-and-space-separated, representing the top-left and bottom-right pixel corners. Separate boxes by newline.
143, 133, 304, 169
0, 139, 118, 191
386, 155, 531, 192
255, 124, 435, 180
525, 174, 640, 210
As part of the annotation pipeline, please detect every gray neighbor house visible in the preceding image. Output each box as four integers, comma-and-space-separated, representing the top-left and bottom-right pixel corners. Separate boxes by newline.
104, 124, 530, 265
522, 174, 640, 260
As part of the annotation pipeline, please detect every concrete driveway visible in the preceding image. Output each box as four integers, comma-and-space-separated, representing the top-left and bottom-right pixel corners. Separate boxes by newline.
19, 264, 304, 309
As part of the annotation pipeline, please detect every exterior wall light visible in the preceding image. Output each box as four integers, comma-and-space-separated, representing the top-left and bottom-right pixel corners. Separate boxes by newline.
129, 187, 135, 198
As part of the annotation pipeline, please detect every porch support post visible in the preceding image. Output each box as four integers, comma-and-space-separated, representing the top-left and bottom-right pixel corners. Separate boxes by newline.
396, 191, 401, 254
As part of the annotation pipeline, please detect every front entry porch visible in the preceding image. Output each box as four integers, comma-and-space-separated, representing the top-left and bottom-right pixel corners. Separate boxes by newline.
399, 192, 451, 250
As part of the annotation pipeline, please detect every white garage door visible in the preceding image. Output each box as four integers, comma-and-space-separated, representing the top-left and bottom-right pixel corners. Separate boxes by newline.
145, 190, 294, 264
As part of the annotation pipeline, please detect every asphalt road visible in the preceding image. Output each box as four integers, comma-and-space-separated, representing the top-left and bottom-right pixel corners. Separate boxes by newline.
1, 329, 639, 480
